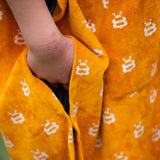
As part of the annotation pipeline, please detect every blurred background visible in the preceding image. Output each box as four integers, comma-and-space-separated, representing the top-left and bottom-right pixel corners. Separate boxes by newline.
0, 132, 10, 160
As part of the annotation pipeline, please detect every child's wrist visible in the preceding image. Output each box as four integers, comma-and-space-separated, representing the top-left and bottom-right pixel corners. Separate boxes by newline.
27, 31, 65, 58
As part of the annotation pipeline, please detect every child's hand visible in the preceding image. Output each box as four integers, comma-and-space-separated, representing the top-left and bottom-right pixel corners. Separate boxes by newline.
27, 36, 74, 90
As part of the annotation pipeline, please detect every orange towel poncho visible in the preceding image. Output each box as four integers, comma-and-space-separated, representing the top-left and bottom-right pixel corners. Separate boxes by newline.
0, 0, 160, 159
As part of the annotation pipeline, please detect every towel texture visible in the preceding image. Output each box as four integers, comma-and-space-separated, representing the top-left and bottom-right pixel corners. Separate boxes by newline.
0, 0, 160, 159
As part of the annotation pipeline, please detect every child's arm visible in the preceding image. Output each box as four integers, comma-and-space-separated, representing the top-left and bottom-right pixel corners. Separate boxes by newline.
6, 0, 74, 89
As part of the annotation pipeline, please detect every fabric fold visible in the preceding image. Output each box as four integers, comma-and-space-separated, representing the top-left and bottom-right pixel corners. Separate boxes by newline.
0, 34, 107, 159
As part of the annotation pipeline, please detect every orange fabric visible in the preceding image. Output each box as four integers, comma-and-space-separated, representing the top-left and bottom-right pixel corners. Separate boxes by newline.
0, 0, 160, 159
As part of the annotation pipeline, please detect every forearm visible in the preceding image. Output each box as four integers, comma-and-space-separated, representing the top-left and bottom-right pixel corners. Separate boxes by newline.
6, 0, 63, 54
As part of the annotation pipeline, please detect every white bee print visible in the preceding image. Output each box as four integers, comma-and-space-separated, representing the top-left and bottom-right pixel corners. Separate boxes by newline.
122, 56, 136, 73
144, 19, 157, 36
88, 123, 99, 136
103, 108, 116, 125
134, 122, 144, 138
112, 11, 128, 29
20, 79, 30, 96
76, 60, 90, 76
114, 152, 128, 160
82, 19, 96, 33
14, 29, 25, 45
42, 120, 59, 135
102, 0, 109, 9
31, 149, 49, 160
9, 110, 25, 124
152, 126, 160, 142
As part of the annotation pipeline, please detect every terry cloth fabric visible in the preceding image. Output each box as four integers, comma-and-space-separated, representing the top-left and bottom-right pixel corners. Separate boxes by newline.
0, 0, 160, 159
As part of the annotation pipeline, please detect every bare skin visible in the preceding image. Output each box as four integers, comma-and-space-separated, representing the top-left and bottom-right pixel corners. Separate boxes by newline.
6, 0, 74, 89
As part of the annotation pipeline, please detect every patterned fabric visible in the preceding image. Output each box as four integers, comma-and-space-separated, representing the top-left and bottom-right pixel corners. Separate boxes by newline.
0, 0, 160, 159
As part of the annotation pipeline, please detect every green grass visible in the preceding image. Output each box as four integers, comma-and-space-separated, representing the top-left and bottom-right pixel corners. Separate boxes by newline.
0, 132, 10, 160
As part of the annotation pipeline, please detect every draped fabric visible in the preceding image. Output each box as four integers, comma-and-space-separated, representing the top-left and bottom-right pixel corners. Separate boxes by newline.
0, 0, 160, 159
